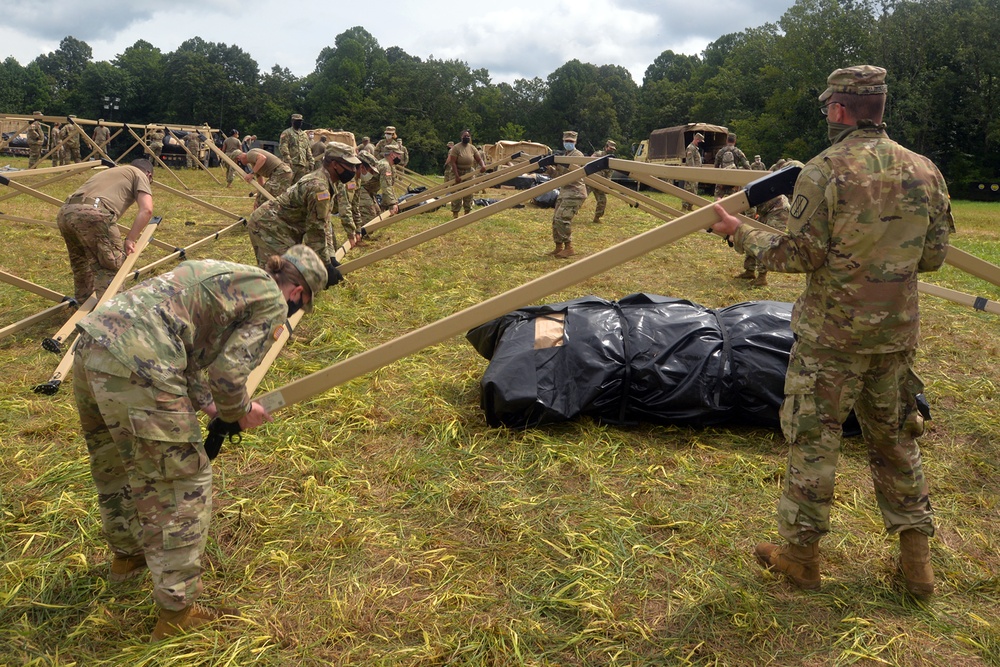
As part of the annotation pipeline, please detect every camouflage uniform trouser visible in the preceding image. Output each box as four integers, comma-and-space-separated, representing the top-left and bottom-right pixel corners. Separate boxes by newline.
186, 147, 201, 169
65, 143, 81, 163
681, 180, 699, 211
28, 143, 43, 168
150, 143, 163, 158
53, 146, 66, 167
551, 194, 586, 244
73, 335, 211, 612
777, 338, 933, 546
291, 164, 312, 185
590, 186, 607, 220
450, 168, 474, 214
254, 165, 293, 209
226, 162, 239, 186
57, 203, 125, 303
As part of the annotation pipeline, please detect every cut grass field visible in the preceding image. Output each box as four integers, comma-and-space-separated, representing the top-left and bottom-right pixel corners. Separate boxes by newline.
0, 157, 998, 665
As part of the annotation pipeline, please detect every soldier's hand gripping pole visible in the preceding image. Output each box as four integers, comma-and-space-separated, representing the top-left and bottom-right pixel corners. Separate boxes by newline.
251, 167, 801, 415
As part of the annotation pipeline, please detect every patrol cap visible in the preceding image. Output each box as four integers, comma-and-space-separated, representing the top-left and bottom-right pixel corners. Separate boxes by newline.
227, 149, 243, 162
384, 142, 401, 153
562, 131, 578, 142
605, 139, 617, 149
362, 136, 370, 142
291, 113, 304, 120
32, 111, 42, 116
694, 132, 704, 140
324, 141, 361, 164
727, 133, 737, 142
282, 245, 327, 304
97, 118, 104, 123
384, 125, 395, 133
819, 65, 887, 102
754, 155, 761, 160
357, 151, 377, 169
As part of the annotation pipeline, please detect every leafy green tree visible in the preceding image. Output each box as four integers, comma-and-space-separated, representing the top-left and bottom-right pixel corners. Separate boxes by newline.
32, 36, 93, 113
112, 40, 165, 122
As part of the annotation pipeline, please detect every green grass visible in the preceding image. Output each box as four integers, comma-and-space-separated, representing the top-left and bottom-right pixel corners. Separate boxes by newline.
1, 157, 998, 665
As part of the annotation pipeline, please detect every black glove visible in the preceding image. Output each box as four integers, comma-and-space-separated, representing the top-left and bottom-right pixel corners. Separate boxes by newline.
325, 258, 343, 288
203, 417, 242, 460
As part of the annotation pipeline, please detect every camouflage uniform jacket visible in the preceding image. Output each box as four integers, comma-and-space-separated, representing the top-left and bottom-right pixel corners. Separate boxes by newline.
373, 157, 398, 207
147, 127, 164, 147
254, 167, 338, 262
734, 122, 954, 353
60, 123, 81, 148
77, 259, 286, 422
714, 145, 750, 169
590, 149, 613, 178
27, 121, 45, 145
279, 127, 312, 169
685, 142, 702, 167
548, 148, 587, 199
184, 132, 201, 152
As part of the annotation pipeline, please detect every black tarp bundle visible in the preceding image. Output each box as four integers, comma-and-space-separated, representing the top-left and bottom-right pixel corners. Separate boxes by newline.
466, 294, 797, 430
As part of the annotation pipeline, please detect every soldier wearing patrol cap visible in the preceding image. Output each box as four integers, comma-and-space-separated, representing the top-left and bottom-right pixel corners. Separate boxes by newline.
247, 141, 358, 285
229, 146, 293, 209
587, 139, 616, 223
374, 125, 397, 159
71, 244, 326, 641
445, 129, 488, 218
711, 65, 954, 598
750, 155, 767, 171
545, 130, 587, 258
280, 113, 312, 184
27, 111, 45, 168
350, 149, 399, 243
681, 132, 705, 211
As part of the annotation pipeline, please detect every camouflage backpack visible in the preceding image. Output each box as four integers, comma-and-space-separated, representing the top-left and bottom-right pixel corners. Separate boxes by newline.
721, 148, 735, 167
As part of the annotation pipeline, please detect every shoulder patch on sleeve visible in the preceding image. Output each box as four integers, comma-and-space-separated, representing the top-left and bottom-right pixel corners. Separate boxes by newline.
316, 191, 331, 201
790, 194, 810, 219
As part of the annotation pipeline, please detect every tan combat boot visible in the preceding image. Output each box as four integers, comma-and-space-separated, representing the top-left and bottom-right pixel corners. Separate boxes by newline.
592, 213, 602, 224
109, 552, 147, 583
555, 242, 576, 259
151, 602, 238, 642
735, 269, 756, 280
754, 540, 821, 590
452, 210, 460, 219
752, 273, 768, 287
899, 530, 934, 597
548, 242, 564, 256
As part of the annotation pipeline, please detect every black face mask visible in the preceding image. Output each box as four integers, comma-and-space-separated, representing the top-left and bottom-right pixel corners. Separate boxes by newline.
337, 165, 356, 183
292, 120, 302, 130
392, 156, 401, 164
287, 298, 303, 317
461, 136, 471, 144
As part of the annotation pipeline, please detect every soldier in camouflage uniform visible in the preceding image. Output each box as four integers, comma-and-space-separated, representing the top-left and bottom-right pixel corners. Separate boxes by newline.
311, 135, 327, 170
280, 113, 313, 184
221, 130, 242, 187
373, 125, 396, 159
27, 112, 45, 168
57, 159, 156, 303
588, 139, 616, 223
92, 119, 111, 151
184, 131, 202, 169
713, 133, 751, 199
350, 150, 400, 243
711, 65, 954, 598
247, 142, 357, 283
229, 147, 293, 209
750, 154, 767, 171
546, 130, 587, 259
680, 132, 704, 212
61, 119, 82, 163
71, 245, 327, 641
50, 122, 65, 166
146, 125, 164, 159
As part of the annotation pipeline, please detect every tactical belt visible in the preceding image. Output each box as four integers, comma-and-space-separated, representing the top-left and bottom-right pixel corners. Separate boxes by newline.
64, 195, 116, 217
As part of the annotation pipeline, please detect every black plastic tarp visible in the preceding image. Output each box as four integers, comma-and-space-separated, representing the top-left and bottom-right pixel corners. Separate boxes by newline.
466, 294, 797, 430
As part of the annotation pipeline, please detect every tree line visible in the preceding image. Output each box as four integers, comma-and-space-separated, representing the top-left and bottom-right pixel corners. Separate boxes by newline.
1, 0, 997, 189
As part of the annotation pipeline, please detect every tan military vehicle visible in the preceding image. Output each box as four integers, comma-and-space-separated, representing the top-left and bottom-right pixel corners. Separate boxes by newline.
482, 140, 551, 166
633, 123, 729, 166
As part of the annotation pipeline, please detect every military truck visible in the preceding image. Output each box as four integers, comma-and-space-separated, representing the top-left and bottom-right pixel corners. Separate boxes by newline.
633, 123, 729, 166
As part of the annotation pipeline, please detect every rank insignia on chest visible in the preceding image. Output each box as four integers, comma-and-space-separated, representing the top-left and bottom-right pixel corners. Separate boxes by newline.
272, 324, 285, 341
316, 192, 330, 201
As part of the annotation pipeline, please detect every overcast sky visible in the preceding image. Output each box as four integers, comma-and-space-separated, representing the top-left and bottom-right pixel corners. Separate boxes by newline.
2, 0, 797, 84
